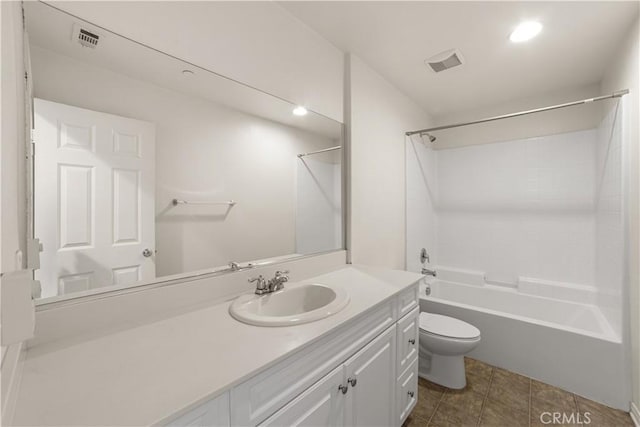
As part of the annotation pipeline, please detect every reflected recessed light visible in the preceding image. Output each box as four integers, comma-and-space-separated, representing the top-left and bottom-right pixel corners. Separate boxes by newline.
510, 21, 542, 43
182, 69, 195, 76
293, 106, 308, 116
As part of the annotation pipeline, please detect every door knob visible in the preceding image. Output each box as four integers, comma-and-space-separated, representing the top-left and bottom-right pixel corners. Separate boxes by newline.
142, 249, 153, 258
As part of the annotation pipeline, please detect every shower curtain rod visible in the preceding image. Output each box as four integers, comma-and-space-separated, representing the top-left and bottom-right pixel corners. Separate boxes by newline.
297, 145, 342, 158
405, 89, 629, 137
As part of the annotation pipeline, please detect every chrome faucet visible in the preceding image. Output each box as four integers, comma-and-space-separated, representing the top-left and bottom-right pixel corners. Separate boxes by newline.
419, 248, 435, 277
249, 270, 290, 295
421, 267, 437, 277
267, 270, 289, 292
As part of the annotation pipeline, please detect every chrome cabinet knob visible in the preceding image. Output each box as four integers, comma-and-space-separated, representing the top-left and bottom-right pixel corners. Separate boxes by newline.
338, 384, 348, 394
408, 391, 415, 398
142, 249, 153, 258
347, 377, 357, 387
408, 339, 416, 345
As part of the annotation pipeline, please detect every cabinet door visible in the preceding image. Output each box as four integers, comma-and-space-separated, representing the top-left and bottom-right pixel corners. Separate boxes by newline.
344, 326, 396, 427
260, 365, 345, 427
166, 392, 229, 427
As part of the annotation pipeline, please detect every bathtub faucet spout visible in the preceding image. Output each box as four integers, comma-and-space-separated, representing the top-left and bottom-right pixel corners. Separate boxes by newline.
422, 268, 437, 277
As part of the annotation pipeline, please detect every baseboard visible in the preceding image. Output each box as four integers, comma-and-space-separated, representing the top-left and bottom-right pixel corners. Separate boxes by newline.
631, 401, 640, 427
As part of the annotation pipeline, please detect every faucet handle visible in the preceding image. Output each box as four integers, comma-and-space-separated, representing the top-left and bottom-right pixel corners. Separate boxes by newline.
249, 275, 267, 294
248, 275, 264, 283
274, 270, 290, 281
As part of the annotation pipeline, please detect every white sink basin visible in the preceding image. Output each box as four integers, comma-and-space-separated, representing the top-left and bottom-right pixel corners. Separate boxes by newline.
229, 283, 350, 326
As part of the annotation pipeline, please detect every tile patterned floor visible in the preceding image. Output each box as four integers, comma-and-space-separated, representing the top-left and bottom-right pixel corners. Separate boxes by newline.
404, 358, 634, 427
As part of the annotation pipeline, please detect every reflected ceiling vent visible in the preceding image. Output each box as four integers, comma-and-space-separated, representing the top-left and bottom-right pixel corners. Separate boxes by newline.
425, 49, 464, 73
72, 23, 101, 49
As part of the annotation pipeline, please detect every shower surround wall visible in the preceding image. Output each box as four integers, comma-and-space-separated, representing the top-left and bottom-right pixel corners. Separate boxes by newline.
437, 129, 597, 287
407, 110, 626, 339
595, 102, 625, 337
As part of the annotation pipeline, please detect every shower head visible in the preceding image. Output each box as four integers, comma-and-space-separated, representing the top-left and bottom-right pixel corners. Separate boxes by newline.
421, 132, 436, 143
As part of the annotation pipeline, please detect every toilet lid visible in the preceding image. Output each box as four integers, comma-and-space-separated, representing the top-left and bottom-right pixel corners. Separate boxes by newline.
419, 312, 480, 339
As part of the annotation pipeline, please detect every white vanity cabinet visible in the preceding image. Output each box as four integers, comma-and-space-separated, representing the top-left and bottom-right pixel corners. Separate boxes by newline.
166, 283, 419, 427
261, 326, 398, 427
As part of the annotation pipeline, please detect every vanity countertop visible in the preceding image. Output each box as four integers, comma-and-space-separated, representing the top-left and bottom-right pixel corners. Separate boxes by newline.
12, 265, 423, 426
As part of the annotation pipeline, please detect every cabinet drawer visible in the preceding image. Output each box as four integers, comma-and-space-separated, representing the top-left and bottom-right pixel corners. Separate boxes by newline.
166, 392, 230, 427
396, 284, 419, 319
231, 300, 395, 426
259, 365, 345, 427
396, 307, 419, 378
396, 357, 418, 425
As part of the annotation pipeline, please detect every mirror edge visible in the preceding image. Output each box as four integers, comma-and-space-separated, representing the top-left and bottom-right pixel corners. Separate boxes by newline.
34, 249, 348, 311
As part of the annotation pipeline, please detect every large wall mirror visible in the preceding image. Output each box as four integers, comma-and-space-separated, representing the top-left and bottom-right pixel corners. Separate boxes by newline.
25, 2, 344, 303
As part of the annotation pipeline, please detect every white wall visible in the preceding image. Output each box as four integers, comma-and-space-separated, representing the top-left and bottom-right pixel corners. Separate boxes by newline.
347, 54, 432, 269
601, 15, 640, 415
436, 129, 597, 286
48, 1, 344, 123
1, 1, 27, 274
406, 136, 438, 273
30, 46, 339, 285
1, 1, 28, 423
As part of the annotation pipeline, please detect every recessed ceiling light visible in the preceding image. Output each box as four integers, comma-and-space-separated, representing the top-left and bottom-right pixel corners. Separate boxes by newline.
293, 106, 308, 116
510, 21, 542, 43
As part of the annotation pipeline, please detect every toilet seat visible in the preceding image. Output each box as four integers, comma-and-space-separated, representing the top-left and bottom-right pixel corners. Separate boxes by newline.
419, 313, 480, 340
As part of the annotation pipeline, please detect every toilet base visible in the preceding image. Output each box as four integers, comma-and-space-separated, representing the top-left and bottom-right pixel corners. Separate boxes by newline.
418, 351, 467, 389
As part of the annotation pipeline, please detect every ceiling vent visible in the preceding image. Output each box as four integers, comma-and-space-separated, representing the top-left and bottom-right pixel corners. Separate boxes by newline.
425, 49, 464, 73
72, 23, 101, 49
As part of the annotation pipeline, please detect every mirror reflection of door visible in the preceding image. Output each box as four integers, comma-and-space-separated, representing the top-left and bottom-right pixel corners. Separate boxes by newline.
34, 98, 156, 298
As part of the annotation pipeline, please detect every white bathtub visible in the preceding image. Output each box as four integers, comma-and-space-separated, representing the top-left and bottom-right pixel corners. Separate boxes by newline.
419, 271, 629, 410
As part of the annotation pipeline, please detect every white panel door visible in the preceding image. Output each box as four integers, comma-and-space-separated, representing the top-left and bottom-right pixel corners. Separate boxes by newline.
344, 326, 396, 427
34, 98, 155, 298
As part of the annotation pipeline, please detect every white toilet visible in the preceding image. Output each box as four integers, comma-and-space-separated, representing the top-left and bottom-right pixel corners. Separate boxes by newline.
418, 312, 481, 389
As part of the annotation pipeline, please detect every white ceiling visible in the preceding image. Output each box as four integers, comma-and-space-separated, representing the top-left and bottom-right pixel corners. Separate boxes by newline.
280, 1, 639, 117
